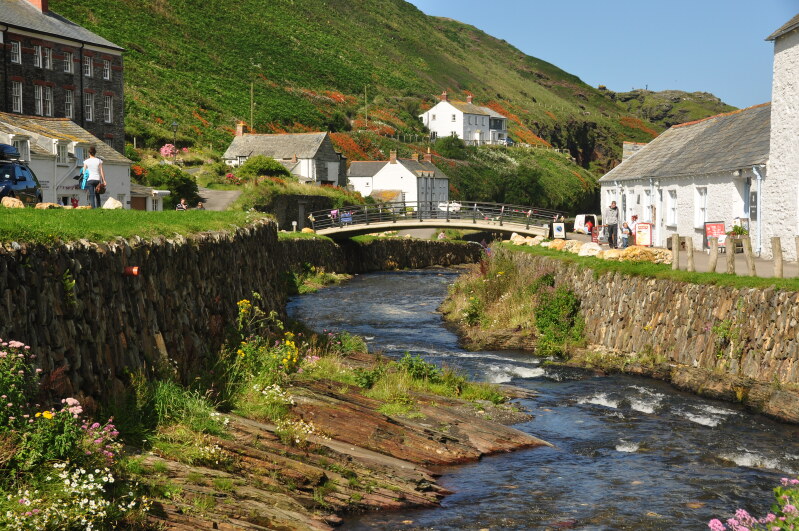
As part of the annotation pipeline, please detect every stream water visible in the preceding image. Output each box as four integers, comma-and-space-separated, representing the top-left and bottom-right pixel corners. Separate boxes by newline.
286, 269, 799, 530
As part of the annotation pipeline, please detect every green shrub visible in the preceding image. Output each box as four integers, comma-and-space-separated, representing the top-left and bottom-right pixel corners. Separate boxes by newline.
124, 144, 141, 162
534, 284, 584, 356
144, 163, 200, 208
396, 353, 442, 383
434, 135, 470, 160
238, 155, 293, 181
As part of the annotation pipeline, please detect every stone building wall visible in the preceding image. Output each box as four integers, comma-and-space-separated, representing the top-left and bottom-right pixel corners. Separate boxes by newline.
509, 253, 799, 385
0, 222, 481, 401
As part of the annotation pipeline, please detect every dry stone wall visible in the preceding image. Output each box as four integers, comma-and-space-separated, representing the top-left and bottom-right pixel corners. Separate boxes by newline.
512, 253, 799, 385
0, 221, 481, 401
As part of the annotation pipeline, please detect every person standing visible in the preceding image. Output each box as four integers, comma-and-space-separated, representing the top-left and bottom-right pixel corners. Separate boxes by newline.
604, 200, 620, 248
620, 222, 632, 249
175, 198, 188, 211
83, 145, 107, 209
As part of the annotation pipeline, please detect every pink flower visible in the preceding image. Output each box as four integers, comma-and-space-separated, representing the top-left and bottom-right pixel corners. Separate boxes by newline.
784, 504, 797, 514
8, 340, 25, 348
708, 519, 725, 531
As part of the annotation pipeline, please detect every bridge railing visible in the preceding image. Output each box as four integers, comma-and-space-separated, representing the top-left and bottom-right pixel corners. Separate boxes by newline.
308, 201, 565, 232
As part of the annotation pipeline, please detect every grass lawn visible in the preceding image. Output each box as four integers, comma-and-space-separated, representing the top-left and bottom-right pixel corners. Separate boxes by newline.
0, 208, 266, 244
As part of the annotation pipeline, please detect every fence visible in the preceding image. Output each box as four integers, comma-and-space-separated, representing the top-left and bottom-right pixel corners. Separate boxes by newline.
668, 234, 798, 278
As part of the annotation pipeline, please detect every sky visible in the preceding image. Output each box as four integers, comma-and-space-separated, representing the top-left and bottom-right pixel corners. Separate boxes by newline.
406, 0, 797, 109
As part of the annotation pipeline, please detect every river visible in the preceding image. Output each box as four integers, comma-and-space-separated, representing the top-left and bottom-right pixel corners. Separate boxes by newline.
286, 269, 799, 530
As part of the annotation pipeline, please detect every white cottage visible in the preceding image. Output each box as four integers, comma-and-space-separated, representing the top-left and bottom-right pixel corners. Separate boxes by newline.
0, 111, 130, 207
348, 151, 448, 207
419, 92, 509, 145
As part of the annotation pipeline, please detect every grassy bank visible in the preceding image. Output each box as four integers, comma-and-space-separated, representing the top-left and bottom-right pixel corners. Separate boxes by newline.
0, 209, 264, 244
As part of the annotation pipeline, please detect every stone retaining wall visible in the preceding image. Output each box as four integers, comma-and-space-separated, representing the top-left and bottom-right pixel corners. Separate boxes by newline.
511, 253, 799, 385
0, 223, 481, 400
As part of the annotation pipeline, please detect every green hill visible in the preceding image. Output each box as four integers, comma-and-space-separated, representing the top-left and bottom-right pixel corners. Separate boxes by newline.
609, 89, 737, 129
48, 0, 734, 211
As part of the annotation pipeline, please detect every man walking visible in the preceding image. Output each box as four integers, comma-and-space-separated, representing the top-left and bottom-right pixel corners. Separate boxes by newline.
604, 200, 620, 248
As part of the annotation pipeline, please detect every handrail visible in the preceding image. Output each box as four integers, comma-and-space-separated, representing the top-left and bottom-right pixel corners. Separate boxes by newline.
308, 201, 565, 232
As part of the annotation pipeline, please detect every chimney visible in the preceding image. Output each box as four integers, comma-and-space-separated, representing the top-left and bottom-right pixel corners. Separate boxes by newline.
423, 148, 432, 163
466, 95, 473, 104
389, 150, 397, 164
235, 121, 248, 136
440, 90, 448, 102
26, 0, 48, 12
291, 153, 297, 163
410, 152, 418, 162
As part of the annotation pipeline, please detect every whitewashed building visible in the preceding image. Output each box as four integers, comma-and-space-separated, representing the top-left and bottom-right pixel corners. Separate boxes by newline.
348, 151, 449, 206
0, 111, 131, 207
222, 125, 346, 186
419, 92, 509, 145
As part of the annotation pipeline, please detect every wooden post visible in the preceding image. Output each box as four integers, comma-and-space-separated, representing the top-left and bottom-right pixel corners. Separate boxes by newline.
742, 236, 757, 276
726, 238, 736, 274
686, 236, 695, 272
708, 238, 719, 273
671, 234, 680, 271
773, 237, 784, 278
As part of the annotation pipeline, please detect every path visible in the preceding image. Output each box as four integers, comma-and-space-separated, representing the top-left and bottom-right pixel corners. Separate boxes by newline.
197, 187, 241, 211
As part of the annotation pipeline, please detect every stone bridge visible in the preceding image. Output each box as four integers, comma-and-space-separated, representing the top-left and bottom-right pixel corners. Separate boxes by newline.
309, 201, 564, 240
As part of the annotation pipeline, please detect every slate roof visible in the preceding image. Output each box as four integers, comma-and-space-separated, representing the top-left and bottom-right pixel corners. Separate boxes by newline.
348, 161, 387, 178
397, 159, 449, 179
0, 0, 123, 50
448, 101, 506, 119
598, 103, 770, 183
0, 111, 131, 164
766, 13, 799, 41
223, 132, 328, 160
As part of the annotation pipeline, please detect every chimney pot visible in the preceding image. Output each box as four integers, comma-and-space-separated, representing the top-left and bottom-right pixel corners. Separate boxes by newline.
26, 0, 48, 11
466, 95, 473, 104
440, 91, 448, 102
411, 152, 418, 162
389, 150, 397, 163
235, 121, 247, 136
423, 148, 432, 163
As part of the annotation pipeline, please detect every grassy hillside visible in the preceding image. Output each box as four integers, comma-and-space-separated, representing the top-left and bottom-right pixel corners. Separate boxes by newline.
610, 89, 737, 129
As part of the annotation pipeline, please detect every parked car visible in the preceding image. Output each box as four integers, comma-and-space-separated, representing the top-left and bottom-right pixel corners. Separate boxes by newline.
0, 144, 42, 206
499, 138, 515, 146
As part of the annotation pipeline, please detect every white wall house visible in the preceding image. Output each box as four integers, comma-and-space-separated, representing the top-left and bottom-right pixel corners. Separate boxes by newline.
222, 125, 346, 186
419, 92, 509, 145
0, 111, 131, 207
598, 105, 770, 252
348, 151, 449, 206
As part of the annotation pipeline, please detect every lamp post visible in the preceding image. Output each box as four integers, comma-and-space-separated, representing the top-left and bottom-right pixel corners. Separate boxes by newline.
171, 121, 178, 164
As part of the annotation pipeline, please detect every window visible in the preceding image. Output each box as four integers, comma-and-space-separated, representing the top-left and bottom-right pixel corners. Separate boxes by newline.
34, 86, 43, 116
103, 95, 113, 123
103, 59, 111, 80
694, 187, 707, 228
13, 139, 30, 162
152, 198, 160, 211
63, 51, 74, 73
83, 56, 93, 77
65, 90, 74, 119
43, 48, 52, 69
43, 86, 53, 116
431, 114, 436, 121
84, 93, 94, 121
34, 45, 42, 68
11, 82, 23, 113
667, 190, 677, 226
451, 114, 456, 122
10, 41, 22, 64
643, 189, 652, 222
74, 146, 85, 166
57, 143, 68, 164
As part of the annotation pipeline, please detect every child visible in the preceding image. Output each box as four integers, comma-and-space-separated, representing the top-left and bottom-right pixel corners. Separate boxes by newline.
621, 222, 632, 249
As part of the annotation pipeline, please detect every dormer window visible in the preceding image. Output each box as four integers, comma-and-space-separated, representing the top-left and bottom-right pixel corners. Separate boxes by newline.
12, 138, 30, 162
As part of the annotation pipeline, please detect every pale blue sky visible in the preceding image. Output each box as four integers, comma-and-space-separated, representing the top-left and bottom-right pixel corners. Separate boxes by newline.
406, 0, 797, 109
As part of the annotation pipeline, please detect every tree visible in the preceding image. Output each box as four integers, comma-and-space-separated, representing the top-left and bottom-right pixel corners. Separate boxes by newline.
434, 135, 470, 160
145, 164, 199, 209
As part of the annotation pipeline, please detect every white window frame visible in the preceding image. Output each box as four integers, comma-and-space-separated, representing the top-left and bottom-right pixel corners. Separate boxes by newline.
65, 89, 74, 119
431, 114, 436, 121
83, 56, 93, 77
84, 93, 94, 122
63, 51, 74, 73
103, 59, 111, 80
11, 81, 23, 113
34, 45, 42, 68
43, 86, 53, 116
10, 41, 22, 64
643, 189, 652, 222
152, 198, 160, 211
34, 85, 44, 116
694, 186, 707, 228
43, 47, 52, 70
103, 95, 113, 123
56, 143, 68, 165
12, 139, 30, 162
73, 146, 85, 166
667, 189, 678, 226
451, 114, 456, 122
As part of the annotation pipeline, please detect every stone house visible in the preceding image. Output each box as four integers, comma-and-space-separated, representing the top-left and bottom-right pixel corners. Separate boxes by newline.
348, 150, 449, 207
0, 111, 131, 207
598, 104, 770, 251
599, 13, 799, 259
222, 125, 346, 186
0, 0, 125, 153
419, 92, 509, 145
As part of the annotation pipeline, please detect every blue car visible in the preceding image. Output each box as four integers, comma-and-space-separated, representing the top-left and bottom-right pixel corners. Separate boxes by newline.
0, 144, 42, 206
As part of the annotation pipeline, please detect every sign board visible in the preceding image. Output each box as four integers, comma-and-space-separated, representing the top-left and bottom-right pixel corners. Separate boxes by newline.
553, 222, 566, 239
591, 226, 598, 243
634, 222, 653, 247
704, 221, 726, 248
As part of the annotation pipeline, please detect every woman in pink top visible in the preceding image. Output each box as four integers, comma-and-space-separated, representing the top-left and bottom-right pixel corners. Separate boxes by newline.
83, 145, 107, 208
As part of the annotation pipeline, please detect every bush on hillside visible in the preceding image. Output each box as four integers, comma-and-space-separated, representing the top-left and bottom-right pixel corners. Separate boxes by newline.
145, 164, 200, 209
124, 144, 141, 162
238, 155, 293, 182
434, 135, 471, 160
